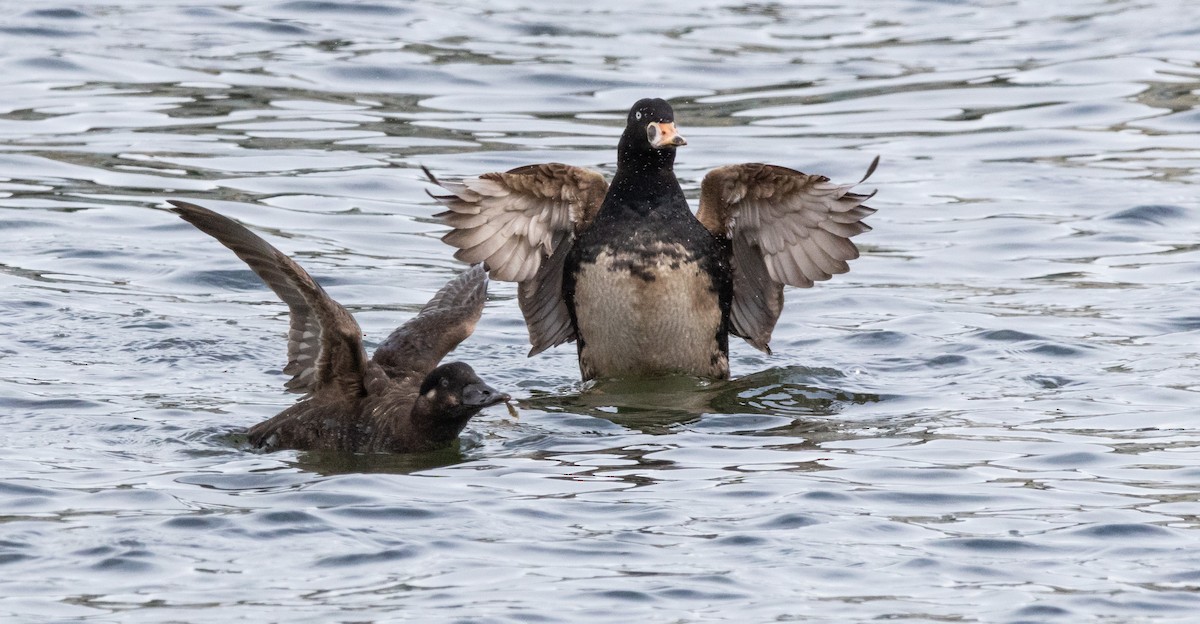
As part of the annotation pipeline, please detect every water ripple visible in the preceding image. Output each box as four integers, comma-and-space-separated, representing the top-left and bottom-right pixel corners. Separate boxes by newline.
2, 0, 1200, 622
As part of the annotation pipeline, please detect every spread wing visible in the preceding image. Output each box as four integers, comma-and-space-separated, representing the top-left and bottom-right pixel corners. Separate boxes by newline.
425, 163, 607, 356
697, 157, 878, 352
371, 264, 488, 382
168, 200, 368, 398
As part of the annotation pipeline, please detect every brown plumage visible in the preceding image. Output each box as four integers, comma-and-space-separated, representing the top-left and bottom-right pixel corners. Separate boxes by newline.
168, 200, 508, 453
426, 98, 878, 379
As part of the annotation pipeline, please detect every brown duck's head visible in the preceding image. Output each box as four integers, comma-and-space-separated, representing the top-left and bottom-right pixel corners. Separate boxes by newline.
417, 362, 510, 424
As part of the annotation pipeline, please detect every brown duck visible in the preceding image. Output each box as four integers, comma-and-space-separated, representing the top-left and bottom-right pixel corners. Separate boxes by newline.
426, 98, 878, 380
169, 200, 509, 453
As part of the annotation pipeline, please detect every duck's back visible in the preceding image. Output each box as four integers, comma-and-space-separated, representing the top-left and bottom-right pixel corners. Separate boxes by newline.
246, 394, 372, 452
566, 196, 732, 380
246, 366, 423, 453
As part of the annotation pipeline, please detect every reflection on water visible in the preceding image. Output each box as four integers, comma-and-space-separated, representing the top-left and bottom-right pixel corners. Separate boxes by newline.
2, 0, 1200, 622
294, 445, 468, 475
524, 366, 882, 434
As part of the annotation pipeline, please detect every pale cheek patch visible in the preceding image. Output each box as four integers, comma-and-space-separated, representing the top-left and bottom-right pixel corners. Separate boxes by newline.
424, 388, 437, 400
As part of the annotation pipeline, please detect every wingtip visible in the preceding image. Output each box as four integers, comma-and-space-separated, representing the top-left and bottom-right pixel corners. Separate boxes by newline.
420, 163, 441, 186
166, 199, 222, 223
165, 199, 199, 214
466, 262, 489, 284
859, 155, 880, 184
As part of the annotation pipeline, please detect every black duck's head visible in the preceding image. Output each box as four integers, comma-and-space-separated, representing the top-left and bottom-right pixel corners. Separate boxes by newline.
416, 362, 509, 427
619, 98, 687, 170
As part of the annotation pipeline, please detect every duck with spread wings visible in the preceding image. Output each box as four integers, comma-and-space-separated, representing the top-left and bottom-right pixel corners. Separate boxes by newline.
169, 200, 509, 453
426, 98, 877, 381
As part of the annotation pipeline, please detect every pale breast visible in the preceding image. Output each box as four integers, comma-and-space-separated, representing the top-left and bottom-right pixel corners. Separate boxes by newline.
572, 243, 727, 379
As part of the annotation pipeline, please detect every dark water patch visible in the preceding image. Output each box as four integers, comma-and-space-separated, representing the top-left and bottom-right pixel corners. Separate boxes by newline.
161, 515, 232, 530
938, 538, 1043, 554
1012, 604, 1073, 619
1064, 523, 1174, 540
1028, 271, 1090, 282
855, 468, 973, 482
924, 354, 968, 368
73, 545, 116, 557
252, 509, 324, 526
710, 487, 773, 500
314, 546, 420, 567
0, 27, 87, 38
720, 366, 881, 417
179, 6, 232, 18
83, 489, 180, 510
175, 472, 310, 491
0, 553, 35, 565
1164, 316, 1200, 331
90, 550, 156, 573
1103, 204, 1188, 225
326, 505, 438, 520
1028, 343, 1084, 358
1018, 451, 1112, 467
658, 587, 747, 600
125, 336, 252, 365
294, 446, 467, 474
506, 505, 571, 521
0, 482, 60, 498
275, 1, 407, 16
0, 219, 55, 231
964, 333, 1086, 359
757, 512, 818, 529
182, 268, 281, 292
589, 589, 654, 603
686, 413, 793, 433
840, 330, 909, 347
869, 491, 995, 508
0, 396, 102, 411
50, 248, 112, 260
715, 534, 769, 547
90, 557, 155, 573
272, 490, 374, 507
226, 20, 312, 36
120, 319, 174, 331
14, 56, 86, 72
1026, 374, 1076, 389
24, 8, 90, 19
975, 329, 1041, 342
323, 65, 483, 89
509, 23, 596, 38
801, 490, 851, 502
1081, 595, 1198, 613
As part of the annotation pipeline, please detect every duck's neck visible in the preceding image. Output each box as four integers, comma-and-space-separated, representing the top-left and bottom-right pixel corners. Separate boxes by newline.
406, 396, 473, 446
607, 136, 684, 213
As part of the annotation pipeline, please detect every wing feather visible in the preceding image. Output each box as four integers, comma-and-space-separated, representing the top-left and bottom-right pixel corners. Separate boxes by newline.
372, 264, 489, 381
697, 157, 878, 352
426, 163, 608, 354
426, 163, 607, 284
168, 200, 368, 398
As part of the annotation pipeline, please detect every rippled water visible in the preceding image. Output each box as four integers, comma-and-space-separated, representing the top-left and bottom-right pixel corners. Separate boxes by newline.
3, 1, 1200, 621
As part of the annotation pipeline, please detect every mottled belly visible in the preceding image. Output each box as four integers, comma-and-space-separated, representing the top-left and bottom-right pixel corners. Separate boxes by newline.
573, 247, 727, 379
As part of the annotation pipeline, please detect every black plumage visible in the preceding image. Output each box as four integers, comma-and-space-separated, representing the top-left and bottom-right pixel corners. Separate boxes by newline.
427, 98, 877, 380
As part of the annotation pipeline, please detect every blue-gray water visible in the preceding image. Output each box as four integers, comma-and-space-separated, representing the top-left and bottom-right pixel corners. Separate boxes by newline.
2, 1, 1200, 622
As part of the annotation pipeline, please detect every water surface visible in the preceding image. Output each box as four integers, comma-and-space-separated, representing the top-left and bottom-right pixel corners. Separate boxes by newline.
2, 1, 1200, 622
